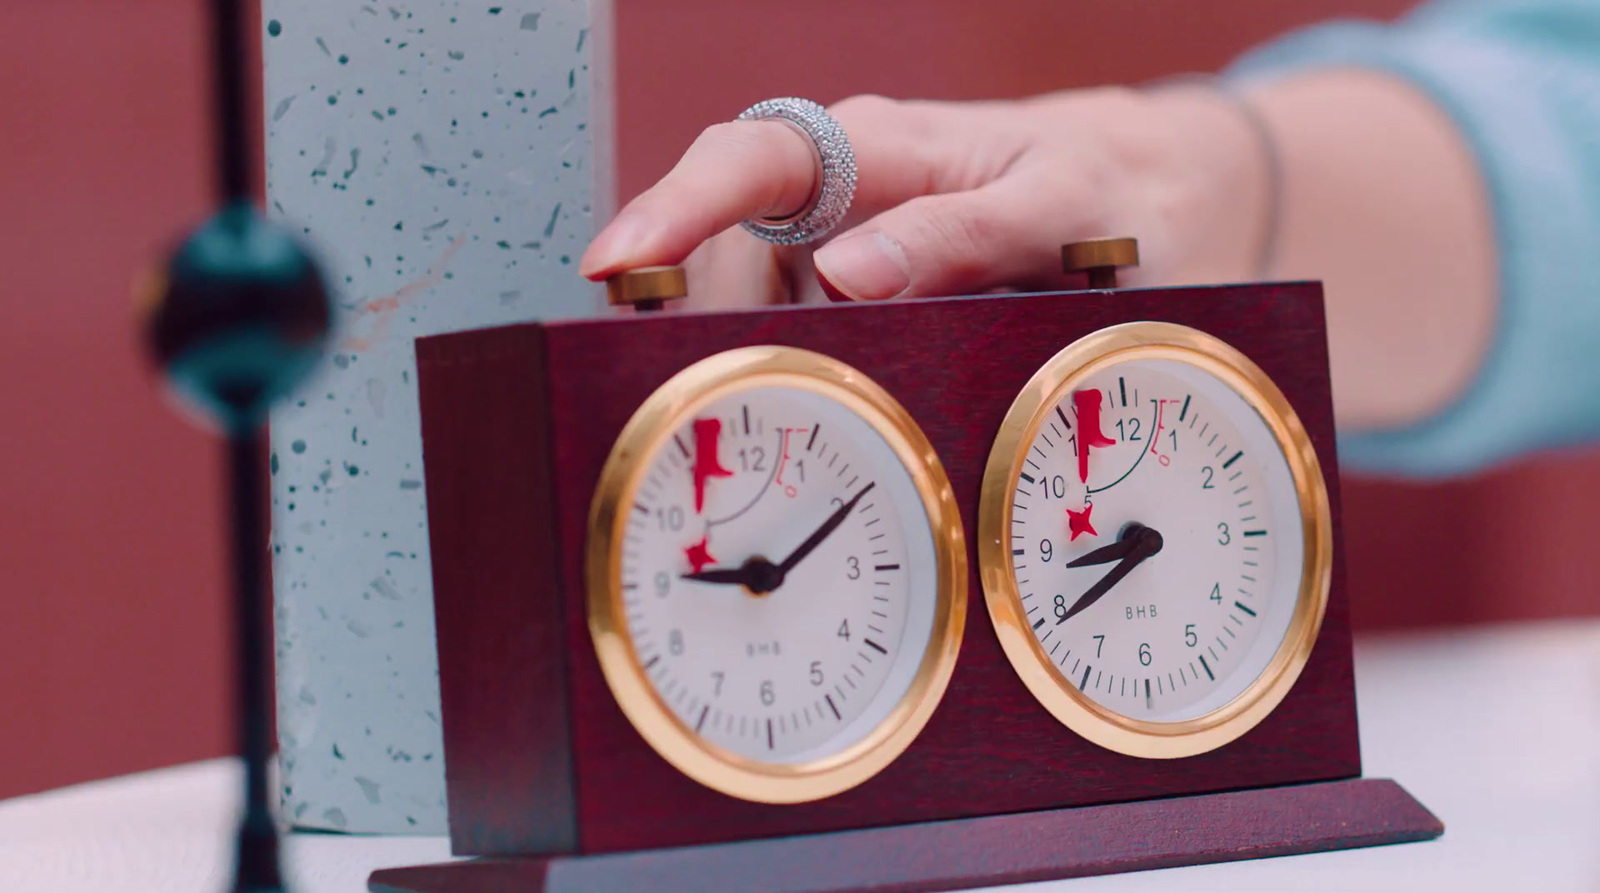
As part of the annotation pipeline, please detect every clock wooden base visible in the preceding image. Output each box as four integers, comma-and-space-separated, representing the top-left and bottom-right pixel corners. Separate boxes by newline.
369, 777, 1441, 892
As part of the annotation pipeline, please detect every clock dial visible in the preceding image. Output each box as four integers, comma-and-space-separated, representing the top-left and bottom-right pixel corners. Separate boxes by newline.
981, 323, 1331, 758
626, 386, 928, 761
589, 347, 965, 802
1011, 359, 1302, 722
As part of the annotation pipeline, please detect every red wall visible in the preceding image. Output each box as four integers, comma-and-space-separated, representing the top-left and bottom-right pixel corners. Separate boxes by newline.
0, 2, 228, 802
2, 0, 1592, 802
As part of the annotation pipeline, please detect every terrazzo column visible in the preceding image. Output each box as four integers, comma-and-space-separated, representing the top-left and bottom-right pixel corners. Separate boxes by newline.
263, 0, 613, 833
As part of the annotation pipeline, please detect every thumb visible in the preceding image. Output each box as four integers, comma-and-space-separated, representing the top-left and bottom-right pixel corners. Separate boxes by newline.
812, 175, 1092, 300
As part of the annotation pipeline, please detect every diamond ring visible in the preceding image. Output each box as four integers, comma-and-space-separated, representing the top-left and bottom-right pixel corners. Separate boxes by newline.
736, 98, 857, 246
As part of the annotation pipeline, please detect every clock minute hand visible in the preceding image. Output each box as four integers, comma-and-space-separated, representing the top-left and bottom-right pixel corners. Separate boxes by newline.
688, 482, 878, 595
776, 482, 877, 576
1057, 526, 1163, 624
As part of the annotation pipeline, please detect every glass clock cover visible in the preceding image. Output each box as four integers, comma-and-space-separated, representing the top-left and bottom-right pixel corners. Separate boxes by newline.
981, 323, 1331, 758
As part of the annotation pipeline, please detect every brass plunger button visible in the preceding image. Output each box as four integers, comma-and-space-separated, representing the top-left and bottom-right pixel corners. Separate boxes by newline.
1062, 237, 1139, 289
606, 265, 688, 312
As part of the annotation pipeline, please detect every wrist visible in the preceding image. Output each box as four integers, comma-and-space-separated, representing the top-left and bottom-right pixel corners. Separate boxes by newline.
1142, 81, 1275, 285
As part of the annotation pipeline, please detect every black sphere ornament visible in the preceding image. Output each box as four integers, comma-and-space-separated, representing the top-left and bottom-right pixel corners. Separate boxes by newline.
146, 201, 331, 432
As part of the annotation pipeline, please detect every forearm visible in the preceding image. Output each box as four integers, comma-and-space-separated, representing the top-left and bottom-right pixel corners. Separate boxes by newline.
1220, 70, 1496, 433
1026, 73, 1493, 435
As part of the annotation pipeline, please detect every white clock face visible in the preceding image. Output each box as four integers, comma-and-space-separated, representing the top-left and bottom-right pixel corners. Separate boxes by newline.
620, 385, 939, 764
1009, 358, 1305, 723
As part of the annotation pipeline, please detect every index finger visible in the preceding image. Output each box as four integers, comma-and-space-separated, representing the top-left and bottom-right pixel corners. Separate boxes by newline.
580, 97, 994, 280
580, 119, 816, 279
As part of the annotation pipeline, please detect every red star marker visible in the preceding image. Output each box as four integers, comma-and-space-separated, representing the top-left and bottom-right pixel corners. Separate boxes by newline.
1066, 503, 1098, 541
684, 534, 717, 574
691, 417, 734, 513
1072, 389, 1117, 483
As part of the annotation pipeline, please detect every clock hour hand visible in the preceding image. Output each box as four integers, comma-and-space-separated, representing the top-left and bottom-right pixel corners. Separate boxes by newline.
681, 556, 785, 593
775, 482, 877, 576
1057, 525, 1163, 624
1063, 526, 1146, 568
681, 567, 757, 586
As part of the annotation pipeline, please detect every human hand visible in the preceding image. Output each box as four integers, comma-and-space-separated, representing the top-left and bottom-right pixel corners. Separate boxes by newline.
580, 86, 1272, 309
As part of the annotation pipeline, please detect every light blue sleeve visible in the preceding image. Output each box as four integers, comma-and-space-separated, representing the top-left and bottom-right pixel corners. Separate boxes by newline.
1226, 0, 1600, 478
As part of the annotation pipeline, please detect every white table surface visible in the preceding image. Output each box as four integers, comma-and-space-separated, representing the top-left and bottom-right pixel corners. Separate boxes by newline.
3, 620, 1597, 893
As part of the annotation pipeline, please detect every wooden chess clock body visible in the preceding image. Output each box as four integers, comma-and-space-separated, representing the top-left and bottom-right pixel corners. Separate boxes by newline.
371, 245, 1440, 893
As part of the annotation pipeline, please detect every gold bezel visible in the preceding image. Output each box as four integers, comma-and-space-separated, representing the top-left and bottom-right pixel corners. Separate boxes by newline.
978, 322, 1332, 759
586, 345, 967, 803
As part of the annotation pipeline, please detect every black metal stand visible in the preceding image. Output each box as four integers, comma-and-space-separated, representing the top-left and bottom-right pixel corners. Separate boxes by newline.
228, 433, 286, 893
210, 0, 251, 203
139, 4, 325, 891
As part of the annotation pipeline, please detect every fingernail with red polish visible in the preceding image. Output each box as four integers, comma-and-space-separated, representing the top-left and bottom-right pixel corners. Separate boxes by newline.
813, 232, 911, 301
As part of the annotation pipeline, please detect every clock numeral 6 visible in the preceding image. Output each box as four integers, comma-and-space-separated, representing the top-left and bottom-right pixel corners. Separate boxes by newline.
760, 680, 775, 706
1138, 643, 1152, 666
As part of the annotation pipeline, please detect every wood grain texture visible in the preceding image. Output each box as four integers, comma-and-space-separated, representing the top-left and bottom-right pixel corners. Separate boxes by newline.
417, 327, 577, 855
369, 777, 1437, 893
418, 283, 1361, 857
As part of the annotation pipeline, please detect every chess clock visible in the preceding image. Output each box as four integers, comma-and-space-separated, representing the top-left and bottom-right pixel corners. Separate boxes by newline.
371, 241, 1440, 893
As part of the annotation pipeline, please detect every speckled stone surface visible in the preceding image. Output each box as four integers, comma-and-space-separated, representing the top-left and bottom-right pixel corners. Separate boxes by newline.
264, 0, 613, 834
